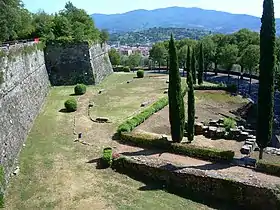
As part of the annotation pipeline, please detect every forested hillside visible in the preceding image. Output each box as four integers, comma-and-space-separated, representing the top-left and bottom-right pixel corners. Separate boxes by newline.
109, 27, 212, 45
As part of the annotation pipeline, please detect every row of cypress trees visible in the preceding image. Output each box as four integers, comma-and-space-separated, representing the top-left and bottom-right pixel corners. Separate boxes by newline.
168, 0, 276, 157
168, 35, 200, 143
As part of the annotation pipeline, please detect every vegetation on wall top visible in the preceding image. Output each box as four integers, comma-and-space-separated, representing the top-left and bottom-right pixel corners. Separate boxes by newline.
0, 1, 103, 44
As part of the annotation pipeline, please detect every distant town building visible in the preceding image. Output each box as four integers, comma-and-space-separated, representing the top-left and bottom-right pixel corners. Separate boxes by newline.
110, 45, 151, 57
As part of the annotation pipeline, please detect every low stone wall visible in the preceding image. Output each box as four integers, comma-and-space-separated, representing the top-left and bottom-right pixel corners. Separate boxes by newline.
112, 156, 280, 209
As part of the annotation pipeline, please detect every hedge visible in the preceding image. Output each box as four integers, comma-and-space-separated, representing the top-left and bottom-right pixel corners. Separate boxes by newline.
64, 98, 77, 112
74, 84, 87, 95
256, 160, 280, 177
120, 132, 235, 162
117, 97, 168, 133
194, 83, 237, 93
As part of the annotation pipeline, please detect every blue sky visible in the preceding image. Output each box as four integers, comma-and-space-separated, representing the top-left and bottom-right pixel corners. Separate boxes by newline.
23, 0, 280, 17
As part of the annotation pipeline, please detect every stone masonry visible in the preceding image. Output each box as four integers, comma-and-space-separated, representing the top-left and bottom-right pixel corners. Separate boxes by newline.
0, 43, 50, 182
45, 42, 113, 86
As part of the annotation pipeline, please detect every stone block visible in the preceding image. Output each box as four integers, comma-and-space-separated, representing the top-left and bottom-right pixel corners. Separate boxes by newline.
216, 127, 226, 139
141, 101, 149, 107
209, 120, 219, 126
238, 132, 249, 141
195, 122, 204, 135
240, 145, 252, 155
208, 126, 217, 138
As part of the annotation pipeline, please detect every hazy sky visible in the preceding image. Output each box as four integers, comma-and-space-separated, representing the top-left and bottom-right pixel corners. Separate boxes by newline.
23, 0, 280, 17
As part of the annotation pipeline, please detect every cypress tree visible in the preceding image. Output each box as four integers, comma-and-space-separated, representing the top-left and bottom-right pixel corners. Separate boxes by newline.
198, 43, 204, 85
257, 0, 276, 159
191, 49, 197, 85
186, 46, 191, 83
187, 70, 195, 142
168, 34, 185, 143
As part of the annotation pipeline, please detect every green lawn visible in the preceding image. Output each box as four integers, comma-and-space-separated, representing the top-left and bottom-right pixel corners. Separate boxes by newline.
4, 73, 212, 210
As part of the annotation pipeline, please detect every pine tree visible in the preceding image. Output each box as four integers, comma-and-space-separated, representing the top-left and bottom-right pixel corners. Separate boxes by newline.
257, 0, 276, 159
186, 46, 191, 83
187, 70, 195, 142
191, 49, 197, 85
168, 34, 185, 143
198, 43, 204, 85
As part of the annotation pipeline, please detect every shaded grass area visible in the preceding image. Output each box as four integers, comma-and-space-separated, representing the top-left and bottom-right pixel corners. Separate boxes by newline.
5, 73, 212, 210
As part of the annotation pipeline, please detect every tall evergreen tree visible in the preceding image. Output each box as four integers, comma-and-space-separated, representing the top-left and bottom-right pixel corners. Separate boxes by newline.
198, 43, 204, 85
257, 0, 276, 159
168, 34, 185, 143
186, 46, 191, 82
187, 70, 195, 142
191, 49, 197, 85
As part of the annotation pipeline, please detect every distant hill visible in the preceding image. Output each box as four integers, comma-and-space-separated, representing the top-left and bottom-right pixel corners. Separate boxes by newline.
92, 7, 280, 34
109, 27, 212, 46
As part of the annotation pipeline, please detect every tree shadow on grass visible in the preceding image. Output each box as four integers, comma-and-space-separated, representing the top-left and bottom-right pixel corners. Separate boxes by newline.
59, 108, 75, 113
117, 169, 240, 210
86, 157, 109, 169
121, 149, 164, 157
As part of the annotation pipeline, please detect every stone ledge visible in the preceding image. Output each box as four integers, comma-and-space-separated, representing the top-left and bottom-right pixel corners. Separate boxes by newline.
112, 156, 280, 209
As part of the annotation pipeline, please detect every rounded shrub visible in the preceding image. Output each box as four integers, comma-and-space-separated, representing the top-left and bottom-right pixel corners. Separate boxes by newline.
64, 98, 77, 112
137, 70, 145, 78
74, 84, 87, 95
123, 66, 131, 72
223, 117, 237, 131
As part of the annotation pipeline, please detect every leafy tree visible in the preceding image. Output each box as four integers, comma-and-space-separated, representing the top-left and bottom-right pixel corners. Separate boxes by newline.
240, 45, 260, 93
0, 0, 22, 42
15, 8, 35, 39
149, 42, 167, 69
198, 43, 204, 85
211, 34, 230, 75
178, 45, 188, 69
32, 11, 55, 40
199, 37, 215, 74
191, 49, 197, 85
187, 70, 195, 142
220, 44, 239, 82
168, 34, 185, 143
186, 46, 191, 80
127, 53, 142, 68
100, 29, 109, 44
257, 0, 276, 160
109, 49, 121, 66
52, 14, 72, 38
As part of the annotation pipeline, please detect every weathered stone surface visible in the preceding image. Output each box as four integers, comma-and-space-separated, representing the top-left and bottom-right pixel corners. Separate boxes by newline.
216, 128, 226, 139
217, 118, 224, 124
208, 126, 217, 138
230, 128, 242, 137
238, 132, 249, 141
45, 42, 113, 85
141, 101, 149, 107
241, 145, 252, 155
209, 120, 218, 126
194, 122, 204, 135
112, 156, 280, 209
0, 43, 50, 183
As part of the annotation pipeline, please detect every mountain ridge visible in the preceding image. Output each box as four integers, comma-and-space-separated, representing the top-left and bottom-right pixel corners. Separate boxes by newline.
91, 6, 280, 34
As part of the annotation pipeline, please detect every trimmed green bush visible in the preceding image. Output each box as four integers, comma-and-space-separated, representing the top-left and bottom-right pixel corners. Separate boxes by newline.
102, 147, 113, 168
137, 70, 144, 78
123, 66, 131, 72
64, 98, 77, 112
74, 84, 87, 95
256, 160, 280, 177
223, 118, 237, 132
120, 132, 234, 162
194, 84, 237, 93
117, 97, 168, 133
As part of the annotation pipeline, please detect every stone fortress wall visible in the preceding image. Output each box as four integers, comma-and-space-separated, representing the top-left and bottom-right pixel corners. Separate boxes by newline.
0, 43, 50, 182
0, 41, 113, 184
44, 42, 113, 86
